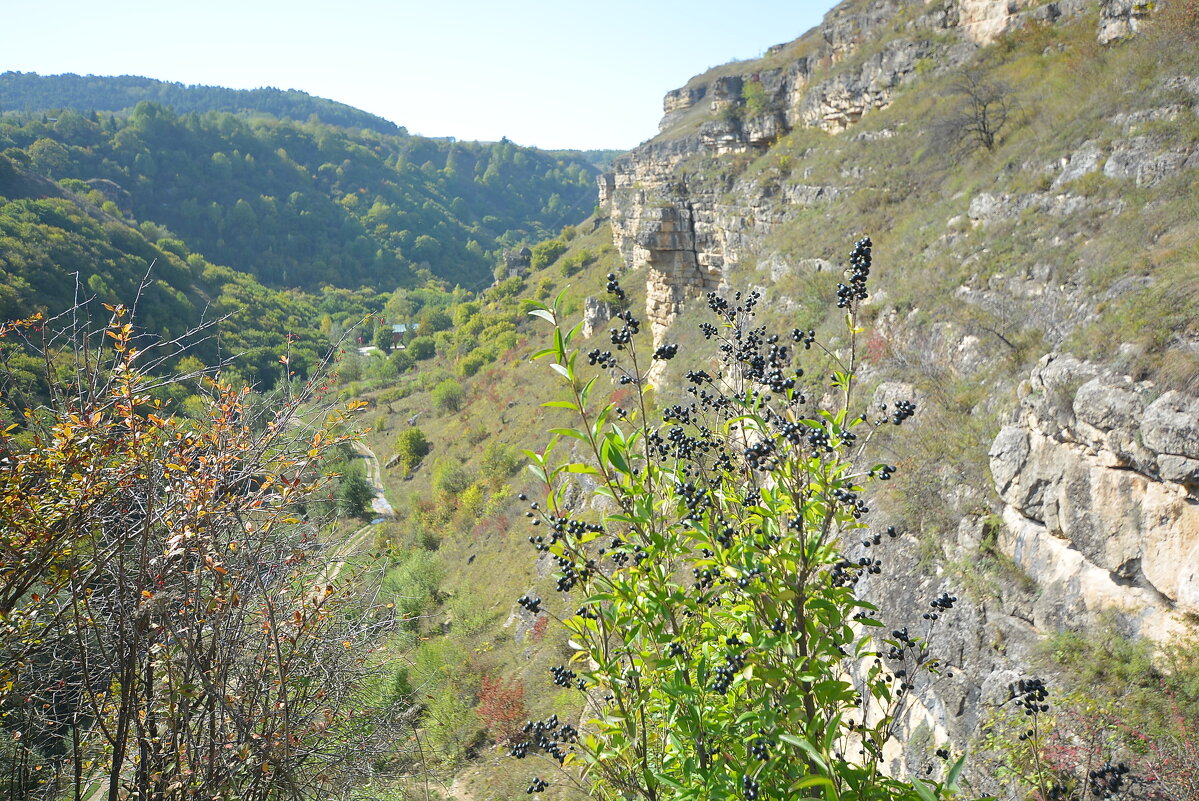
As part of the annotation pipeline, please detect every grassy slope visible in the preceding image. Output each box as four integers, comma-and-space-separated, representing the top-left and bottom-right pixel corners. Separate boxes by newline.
334, 221, 623, 798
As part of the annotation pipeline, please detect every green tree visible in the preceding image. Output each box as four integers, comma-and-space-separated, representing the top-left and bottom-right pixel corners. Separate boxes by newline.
337, 463, 376, 518
417, 306, 453, 335
433, 459, 472, 497
408, 336, 436, 360
432, 377, 465, 412
25, 137, 71, 177
741, 78, 771, 118
479, 439, 520, 482
373, 323, 395, 352
394, 426, 431, 473
530, 238, 567, 270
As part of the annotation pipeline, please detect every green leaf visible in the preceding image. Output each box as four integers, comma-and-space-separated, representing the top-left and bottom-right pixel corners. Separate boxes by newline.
550, 363, 570, 379
946, 752, 967, 792
542, 400, 578, 410
549, 427, 589, 442
580, 375, 597, 410
565, 319, 585, 348
912, 778, 937, 801
606, 438, 630, 475
778, 734, 828, 771
655, 774, 683, 790
528, 308, 556, 324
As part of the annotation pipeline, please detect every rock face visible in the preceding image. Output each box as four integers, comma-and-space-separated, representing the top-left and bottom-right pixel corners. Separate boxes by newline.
502, 246, 532, 279
1098, 0, 1154, 43
602, 0, 1139, 340
989, 354, 1199, 638
580, 296, 611, 339
1103, 135, 1197, 186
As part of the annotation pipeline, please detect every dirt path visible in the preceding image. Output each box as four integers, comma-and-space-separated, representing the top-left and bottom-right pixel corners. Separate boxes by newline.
323, 441, 393, 584
354, 440, 395, 518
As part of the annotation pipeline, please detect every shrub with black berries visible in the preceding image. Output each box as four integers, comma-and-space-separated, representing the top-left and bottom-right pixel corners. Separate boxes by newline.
984, 677, 1148, 801
517, 241, 962, 800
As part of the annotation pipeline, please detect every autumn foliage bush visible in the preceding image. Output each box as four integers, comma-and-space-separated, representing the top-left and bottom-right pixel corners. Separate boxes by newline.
476, 674, 529, 746
0, 304, 400, 801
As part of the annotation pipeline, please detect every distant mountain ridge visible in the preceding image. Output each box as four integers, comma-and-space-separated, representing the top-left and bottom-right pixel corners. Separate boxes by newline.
0, 71, 405, 136
0, 97, 600, 290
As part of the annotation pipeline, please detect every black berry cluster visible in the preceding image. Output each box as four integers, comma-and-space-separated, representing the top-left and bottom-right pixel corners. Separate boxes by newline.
889, 400, 916, 425
857, 555, 883, 575
587, 348, 618, 368
516, 594, 542, 614
609, 309, 641, 349
549, 664, 583, 689
1011, 677, 1049, 716
924, 593, 957, 621
653, 343, 678, 360
836, 236, 872, 309
831, 487, 870, 519
511, 715, 571, 765
791, 327, 816, 349
870, 463, 897, 480
711, 646, 747, 693
1011, 677, 1051, 745
526, 777, 548, 794
749, 733, 771, 761
605, 272, 625, 300
1088, 762, 1131, 799
885, 627, 918, 661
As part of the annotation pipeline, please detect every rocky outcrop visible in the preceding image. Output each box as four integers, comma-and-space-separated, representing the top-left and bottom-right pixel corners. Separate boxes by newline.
604, 0, 1115, 337
502, 246, 531, 279
660, 85, 708, 132
989, 354, 1199, 639
966, 190, 1097, 223
580, 296, 611, 339
1098, 0, 1154, 44
1103, 135, 1197, 186
596, 172, 615, 207
796, 38, 937, 132
844, 354, 1199, 790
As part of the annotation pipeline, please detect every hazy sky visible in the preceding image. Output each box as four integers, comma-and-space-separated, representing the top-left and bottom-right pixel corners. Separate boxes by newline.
3, 1, 837, 150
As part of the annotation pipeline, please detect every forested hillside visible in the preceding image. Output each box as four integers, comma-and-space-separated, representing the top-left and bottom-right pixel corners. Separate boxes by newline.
0, 99, 597, 289
0, 71, 404, 135
0, 150, 372, 396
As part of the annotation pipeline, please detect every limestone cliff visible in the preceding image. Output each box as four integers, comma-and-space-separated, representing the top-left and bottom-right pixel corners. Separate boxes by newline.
602, 0, 1189, 339
990, 354, 1199, 638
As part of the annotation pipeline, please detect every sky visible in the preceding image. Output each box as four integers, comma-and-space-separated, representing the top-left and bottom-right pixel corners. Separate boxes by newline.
3, 0, 838, 150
